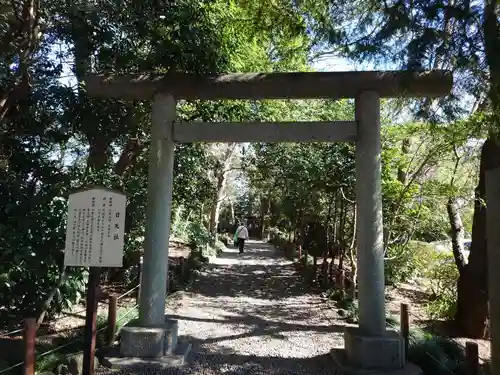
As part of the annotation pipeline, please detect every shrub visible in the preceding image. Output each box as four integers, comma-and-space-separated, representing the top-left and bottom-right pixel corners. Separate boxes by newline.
385, 240, 459, 319
187, 249, 209, 270
423, 252, 459, 320
219, 233, 232, 247
34, 306, 139, 374
408, 336, 466, 375
215, 240, 226, 254
386, 314, 471, 375
268, 227, 287, 246
170, 207, 214, 252
385, 241, 436, 284
187, 220, 214, 252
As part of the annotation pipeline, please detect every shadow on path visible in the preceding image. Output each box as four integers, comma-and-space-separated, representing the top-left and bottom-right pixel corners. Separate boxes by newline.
192, 240, 309, 301
168, 240, 342, 374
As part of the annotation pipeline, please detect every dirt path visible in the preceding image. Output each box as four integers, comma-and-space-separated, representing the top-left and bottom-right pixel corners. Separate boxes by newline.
167, 240, 344, 374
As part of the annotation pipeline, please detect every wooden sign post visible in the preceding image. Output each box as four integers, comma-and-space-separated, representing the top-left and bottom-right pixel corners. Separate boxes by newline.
64, 187, 126, 375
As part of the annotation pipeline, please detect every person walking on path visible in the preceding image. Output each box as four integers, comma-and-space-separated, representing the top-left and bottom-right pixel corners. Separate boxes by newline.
234, 222, 249, 253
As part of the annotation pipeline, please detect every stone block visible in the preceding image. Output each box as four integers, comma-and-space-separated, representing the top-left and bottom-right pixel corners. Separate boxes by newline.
344, 325, 405, 370
163, 319, 178, 355
330, 348, 423, 375
119, 317, 179, 358
108, 340, 192, 370
120, 326, 165, 358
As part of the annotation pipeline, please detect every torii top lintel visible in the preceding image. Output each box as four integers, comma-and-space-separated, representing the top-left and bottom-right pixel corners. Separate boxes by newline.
84, 70, 452, 101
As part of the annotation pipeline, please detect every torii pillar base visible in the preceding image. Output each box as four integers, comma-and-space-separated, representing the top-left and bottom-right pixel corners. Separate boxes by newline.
330, 326, 413, 374
106, 317, 191, 368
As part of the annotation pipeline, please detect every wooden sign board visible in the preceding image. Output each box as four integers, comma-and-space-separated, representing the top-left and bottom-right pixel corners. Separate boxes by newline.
64, 187, 126, 267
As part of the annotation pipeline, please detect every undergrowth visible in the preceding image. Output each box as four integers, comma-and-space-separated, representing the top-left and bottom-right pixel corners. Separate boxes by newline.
328, 290, 489, 375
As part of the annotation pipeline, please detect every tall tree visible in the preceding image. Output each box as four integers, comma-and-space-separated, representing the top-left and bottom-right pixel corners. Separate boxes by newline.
311, 0, 499, 338
0, 0, 326, 318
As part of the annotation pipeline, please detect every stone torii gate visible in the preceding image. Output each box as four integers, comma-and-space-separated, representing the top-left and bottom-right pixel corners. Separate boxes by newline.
85, 71, 452, 372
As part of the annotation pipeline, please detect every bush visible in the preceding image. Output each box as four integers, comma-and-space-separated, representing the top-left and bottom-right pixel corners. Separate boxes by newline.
170, 207, 214, 253
186, 249, 209, 271
385, 241, 436, 284
214, 240, 226, 254
423, 252, 459, 320
386, 314, 471, 375
187, 220, 214, 251
325, 284, 475, 375
34, 306, 139, 374
408, 336, 466, 375
219, 233, 231, 247
385, 239, 459, 319
268, 227, 287, 246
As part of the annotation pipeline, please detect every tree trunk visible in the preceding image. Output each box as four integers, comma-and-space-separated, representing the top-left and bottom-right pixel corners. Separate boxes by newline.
208, 143, 237, 237
348, 203, 357, 290
36, 266, 69, 327
209, 172, 225, 237
297, 210, 306, 259
338, 247, 344, 270
259, 196, 268, 239
86, 135, 110, 172
337, 195, 347, 271
0, 0, 41, 124
228, 197, 235, 223
447, 197, 467, 272
325, 192, 336, 285
114, 137, 144, 178
456, 138, 500, 338
397, 138, 411, 185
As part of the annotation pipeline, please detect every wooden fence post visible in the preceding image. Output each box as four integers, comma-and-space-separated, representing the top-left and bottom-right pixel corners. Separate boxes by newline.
465, 341, 479, 375
106, 295, 117, 346
23, 318, 36, 375
400, 303, 409, 359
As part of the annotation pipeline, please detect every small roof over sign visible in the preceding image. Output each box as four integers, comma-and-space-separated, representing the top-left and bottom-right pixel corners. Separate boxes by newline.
69, 185, 127, 197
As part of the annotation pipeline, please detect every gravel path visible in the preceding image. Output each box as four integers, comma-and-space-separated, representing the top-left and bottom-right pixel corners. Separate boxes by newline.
166, 240, 344, 374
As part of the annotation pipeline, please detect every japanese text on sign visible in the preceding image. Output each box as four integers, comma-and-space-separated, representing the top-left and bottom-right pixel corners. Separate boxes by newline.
64, 187, 126, 267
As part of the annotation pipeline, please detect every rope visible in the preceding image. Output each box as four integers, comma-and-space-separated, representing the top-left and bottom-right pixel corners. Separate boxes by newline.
117, 284, 139, 300
0, 301, 109, 339
2, 276, 140, 335
56, 301, 106, 319
37, 303, 139, 359
46, 304, 142, 361
0, 328, 23, 338
0, 361, 23, 374
0, 283, 141, 374
317, 270, 490, 373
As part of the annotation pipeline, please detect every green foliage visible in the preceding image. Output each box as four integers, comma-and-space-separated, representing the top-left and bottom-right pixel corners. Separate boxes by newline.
387, 313, 482, 375
187, 221, 215, 252
186, 250, 209, 275
328, 290, 359, 322
386, 314, 470, 375
408, 336, 466, 375
247, 113, 357, 255
268, 227, 288, 245
1, 0, 319, 319
385, 241, 436, 285
34, 306, 139, 374
424, 253, 459, 320
214, 240, 226, 255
